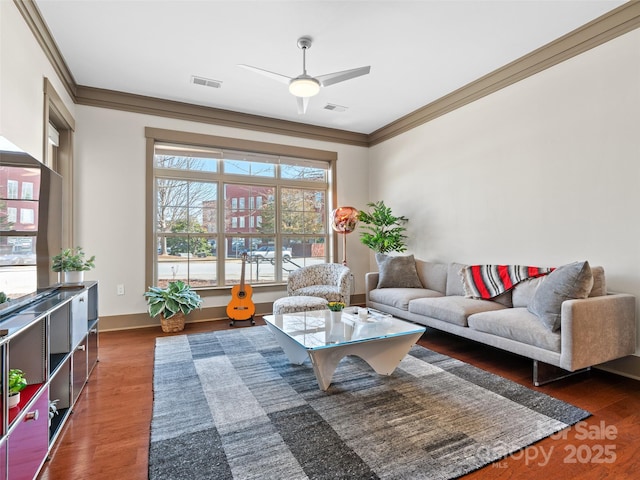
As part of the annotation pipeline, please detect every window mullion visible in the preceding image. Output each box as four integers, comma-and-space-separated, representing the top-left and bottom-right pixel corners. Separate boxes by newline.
217, 179, 225, 287
152, 139, 332, 289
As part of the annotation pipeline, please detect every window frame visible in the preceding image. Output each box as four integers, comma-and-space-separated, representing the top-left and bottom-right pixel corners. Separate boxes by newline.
7, 180, 18, 199
7, 207, 17, 224
145, 128, 339, 295
21, 181, 34, 200
44, 78, 75, 252
19, 208, 35, 225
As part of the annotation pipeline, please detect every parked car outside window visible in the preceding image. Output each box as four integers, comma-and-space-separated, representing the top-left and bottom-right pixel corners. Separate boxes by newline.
250, 246, 292, 262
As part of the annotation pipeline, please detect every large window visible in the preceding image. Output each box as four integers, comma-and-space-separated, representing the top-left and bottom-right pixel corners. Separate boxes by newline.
152, 139, 334, 289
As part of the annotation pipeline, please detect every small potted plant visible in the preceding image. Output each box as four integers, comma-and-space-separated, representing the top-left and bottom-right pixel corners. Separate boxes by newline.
8, 368, 27, 408
328, 301, 345, 312
144, 280, 203, 333
52, 247, 96, 285
327, 301, 345, 322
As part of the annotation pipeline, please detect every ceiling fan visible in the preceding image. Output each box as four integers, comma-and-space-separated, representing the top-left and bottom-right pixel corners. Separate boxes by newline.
238, 36, 371, 114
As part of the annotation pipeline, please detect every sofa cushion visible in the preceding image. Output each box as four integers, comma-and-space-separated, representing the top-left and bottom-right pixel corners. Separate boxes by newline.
490, 290, 513, 308
528, 261, 594, 332
376, 254, 423, 288
415, 260, 448, 294
513, 265, 606, 308
512, 277, 546, 308
369, 288, 442, 311
589, 266, 606, 297
445, 262, 467, 296
468, 308, 561, 353
408, 295, 507, 327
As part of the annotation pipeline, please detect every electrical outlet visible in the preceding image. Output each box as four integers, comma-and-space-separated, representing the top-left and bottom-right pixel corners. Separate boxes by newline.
116, 284, 125, 296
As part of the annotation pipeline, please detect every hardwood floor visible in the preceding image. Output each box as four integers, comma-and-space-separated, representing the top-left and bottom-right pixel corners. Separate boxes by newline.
37, 318, 640, 480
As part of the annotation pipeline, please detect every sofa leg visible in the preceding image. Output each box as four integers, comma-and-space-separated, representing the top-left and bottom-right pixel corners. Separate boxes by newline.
533, 360, 591, 386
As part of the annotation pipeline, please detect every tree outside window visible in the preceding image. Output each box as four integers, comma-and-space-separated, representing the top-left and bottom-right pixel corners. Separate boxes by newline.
152, 143, 332, 288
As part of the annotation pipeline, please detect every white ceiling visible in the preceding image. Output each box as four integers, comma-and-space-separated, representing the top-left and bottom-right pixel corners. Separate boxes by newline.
34, 1, 626, 134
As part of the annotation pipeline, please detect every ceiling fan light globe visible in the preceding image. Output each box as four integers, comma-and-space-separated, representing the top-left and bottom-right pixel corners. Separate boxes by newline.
289, 77, 320, 98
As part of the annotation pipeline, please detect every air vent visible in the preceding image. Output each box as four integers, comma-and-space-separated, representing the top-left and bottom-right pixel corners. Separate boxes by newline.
191, 75, 222, 88
324, 103, 348, 112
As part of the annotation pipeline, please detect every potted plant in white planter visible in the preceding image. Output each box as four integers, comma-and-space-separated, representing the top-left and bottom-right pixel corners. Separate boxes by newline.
8, 368, 27, 409
327, 301, 345, 322
328, 301, 345, 311
51, 247, 96, 285
144, 280, 203, 333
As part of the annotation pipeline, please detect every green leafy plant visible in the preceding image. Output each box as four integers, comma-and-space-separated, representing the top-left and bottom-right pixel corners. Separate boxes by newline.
9, 369, 27, 395
358, 201, 408, 254
327, 301, 345, 311
52, 247, 96, 272
0, 291, 9, 304
144, 280, 203, 319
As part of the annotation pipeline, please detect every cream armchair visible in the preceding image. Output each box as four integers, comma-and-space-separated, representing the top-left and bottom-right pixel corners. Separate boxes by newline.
287, 264, 352, 305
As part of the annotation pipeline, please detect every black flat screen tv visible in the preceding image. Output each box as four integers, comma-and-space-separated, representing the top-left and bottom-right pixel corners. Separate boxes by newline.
0, 150, 63, 316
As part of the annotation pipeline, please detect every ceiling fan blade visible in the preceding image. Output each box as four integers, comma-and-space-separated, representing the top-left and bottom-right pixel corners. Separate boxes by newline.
316, 66, 371, 87
296, 96, 309, 115
237, 64, 292, 85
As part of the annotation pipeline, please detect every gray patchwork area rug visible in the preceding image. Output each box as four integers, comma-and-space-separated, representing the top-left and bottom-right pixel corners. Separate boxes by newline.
149, 326, 589, 480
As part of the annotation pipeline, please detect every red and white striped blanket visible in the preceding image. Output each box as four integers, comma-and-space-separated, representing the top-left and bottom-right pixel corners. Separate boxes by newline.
461, 265, 554, 299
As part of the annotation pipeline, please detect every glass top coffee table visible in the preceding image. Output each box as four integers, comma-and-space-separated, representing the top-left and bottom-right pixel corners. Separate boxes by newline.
263, 309, 426, 390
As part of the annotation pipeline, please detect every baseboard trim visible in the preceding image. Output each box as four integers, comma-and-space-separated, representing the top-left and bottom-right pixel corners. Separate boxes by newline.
99, 303, 269, 331
594, 355, 640, 381
99, 293, 366, 331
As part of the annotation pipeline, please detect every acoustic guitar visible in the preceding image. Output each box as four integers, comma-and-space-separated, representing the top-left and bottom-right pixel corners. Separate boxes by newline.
227, 252, 256, 325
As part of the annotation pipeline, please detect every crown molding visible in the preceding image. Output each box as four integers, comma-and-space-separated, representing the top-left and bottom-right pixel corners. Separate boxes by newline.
14, 0, 77, 100
15, 0, 640, 148
15, 0, 367, 147
75, 86, 369, 147
368, 1, 640, 146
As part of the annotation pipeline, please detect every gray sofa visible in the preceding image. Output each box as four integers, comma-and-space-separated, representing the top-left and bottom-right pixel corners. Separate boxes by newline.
365, 258, 637, 385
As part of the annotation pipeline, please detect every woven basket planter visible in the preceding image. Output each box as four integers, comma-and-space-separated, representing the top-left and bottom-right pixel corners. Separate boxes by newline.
160, 312, 185, 333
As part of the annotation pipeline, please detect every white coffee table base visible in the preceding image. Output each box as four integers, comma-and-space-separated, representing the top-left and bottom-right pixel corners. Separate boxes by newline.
265, 323, 423, 391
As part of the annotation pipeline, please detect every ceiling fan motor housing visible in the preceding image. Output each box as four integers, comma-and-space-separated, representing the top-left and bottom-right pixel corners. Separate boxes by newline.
297, 36, 313, 50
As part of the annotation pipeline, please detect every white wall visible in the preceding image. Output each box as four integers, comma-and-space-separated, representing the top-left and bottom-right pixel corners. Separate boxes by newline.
369, 29, 640, 354
73, 106, 370, 317
0, 1, 75, 158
